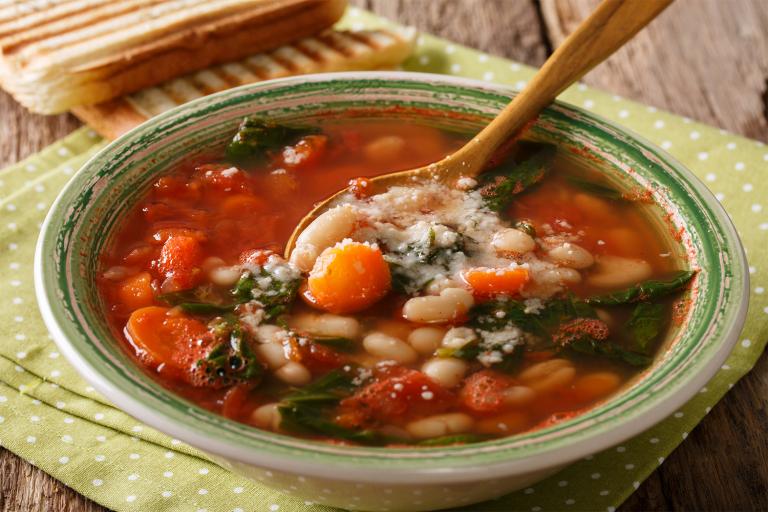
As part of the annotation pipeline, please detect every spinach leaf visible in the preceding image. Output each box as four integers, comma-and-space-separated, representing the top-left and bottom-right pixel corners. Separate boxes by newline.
313, 337, 357, 352
478, 143, 556, 212
385, 226, 466, 294
281, 368, 359, 404
626, 302, 665, 352
197, 320, 264, 386
232, 266, 300, 321
160, 286, 243, 315
586, 270, 696, 306
278, 404, 381, 443
567, 176, 624, 200
225, 117, 319, 165
416, 434, 487, 446
569, 336, 652, 367
277, 368, 382, 444
176, 302, 239, 315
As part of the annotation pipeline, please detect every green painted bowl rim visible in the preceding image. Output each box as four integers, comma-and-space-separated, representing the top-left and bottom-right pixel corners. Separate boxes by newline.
35, 72, 748, 484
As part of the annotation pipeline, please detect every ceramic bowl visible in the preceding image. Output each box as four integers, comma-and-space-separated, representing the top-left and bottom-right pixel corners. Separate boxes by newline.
35, 72, 748, 511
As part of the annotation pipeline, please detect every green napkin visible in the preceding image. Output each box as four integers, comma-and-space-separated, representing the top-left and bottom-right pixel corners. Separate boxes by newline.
1, 8, 766, 512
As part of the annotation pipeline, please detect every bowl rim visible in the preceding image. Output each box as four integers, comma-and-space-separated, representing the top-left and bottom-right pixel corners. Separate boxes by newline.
35, 71, 749, 484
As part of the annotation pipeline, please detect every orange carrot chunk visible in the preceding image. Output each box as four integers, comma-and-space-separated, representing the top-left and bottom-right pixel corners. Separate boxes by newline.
462, 267, 529, 298
125, 306, 208, 375
117, 271, 154, 311
307, 242, 391, 314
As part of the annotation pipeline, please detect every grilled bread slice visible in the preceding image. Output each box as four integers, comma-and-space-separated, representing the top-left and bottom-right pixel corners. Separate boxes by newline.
73, 27, 417, 139
0, 0, 346, 114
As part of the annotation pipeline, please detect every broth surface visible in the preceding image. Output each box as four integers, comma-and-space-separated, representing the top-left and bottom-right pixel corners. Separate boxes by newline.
98, 118, 693, 446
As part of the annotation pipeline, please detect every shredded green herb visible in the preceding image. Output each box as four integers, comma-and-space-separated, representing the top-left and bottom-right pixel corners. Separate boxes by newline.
225, 117, 319, 165
586, 270, 695, 305
478, 142, 556, 212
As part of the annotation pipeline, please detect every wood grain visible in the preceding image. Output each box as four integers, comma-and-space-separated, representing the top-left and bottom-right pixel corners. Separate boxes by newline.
1, 0, 767, 510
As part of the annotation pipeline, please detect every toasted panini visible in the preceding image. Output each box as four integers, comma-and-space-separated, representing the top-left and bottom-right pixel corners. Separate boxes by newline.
73, 27, 417, 139
0, 0, 346, 113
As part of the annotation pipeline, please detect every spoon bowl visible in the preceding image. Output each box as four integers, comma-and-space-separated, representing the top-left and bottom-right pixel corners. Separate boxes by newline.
285, 0, 673, 258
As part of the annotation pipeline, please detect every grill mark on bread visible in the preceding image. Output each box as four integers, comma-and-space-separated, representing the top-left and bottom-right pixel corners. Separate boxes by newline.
0, 0, 163, 43
214, 62, 256, 88
241, 54, 290, 81
1, 0, 201, 55
0, 0, 348, 113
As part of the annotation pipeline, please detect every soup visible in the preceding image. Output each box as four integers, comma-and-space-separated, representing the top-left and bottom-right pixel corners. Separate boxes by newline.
98, 117, 694, 446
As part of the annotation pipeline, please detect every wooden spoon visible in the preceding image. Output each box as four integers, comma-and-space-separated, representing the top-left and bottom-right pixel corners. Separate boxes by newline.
285, 0, 673, 258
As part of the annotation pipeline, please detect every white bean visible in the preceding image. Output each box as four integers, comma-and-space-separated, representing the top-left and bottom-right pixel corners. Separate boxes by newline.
209, 265, 242, 287
441, 327, 477, 349
529, 366, 576, 393
519, 359, 572, 382
290, 313, 361, 339
255, 342, 289, 370
363, 332, 419, 364
407, 327, 445, 355
502, 386, 536, 407
364, 135, 406, 162
102, 266, 138, 281
250, 403, 281, 431
274, 361, 312, 386
587, 255, 652, 288
201, 256, 226, 272
424, 276, 463, 295
406, 413, 474, 439
255, 324, 284, 344
547, 243, 594, 269
402, 287, 474, 323
289, 205, 357, 272
422, 358, 468, 388
492, 228, 536, 255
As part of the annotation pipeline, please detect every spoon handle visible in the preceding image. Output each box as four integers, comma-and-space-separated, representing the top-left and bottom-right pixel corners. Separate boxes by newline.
448, 0, 674, 178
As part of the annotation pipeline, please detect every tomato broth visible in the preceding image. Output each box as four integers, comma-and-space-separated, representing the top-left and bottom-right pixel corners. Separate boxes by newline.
98, 117, 694, 446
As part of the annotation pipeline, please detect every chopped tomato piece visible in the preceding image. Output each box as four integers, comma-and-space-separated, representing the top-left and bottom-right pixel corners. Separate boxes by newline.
153, 174, 201, 201
125, 306, 210, 380
307, 242, 391, 314
221, 383, 258, 420
301, 343, 345, 373
193, 163, 248, 192
116, 272, 154, 310
157, 235, 204, 291
459, 370, 513, 414
462, 267, 529, 298
151, 228, 206, 245
338, 367, 454, 426
238, 248, 277, 265
280, 135, 328, 170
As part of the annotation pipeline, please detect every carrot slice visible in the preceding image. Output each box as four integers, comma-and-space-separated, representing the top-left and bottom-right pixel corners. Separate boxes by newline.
462, 267, 529, 298
125, 306, 209, 374
307, 242, 391, 314
117, 272, 154, 311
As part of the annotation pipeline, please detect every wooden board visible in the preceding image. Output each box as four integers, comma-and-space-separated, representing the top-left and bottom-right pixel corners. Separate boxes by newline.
1, 0, 767, 510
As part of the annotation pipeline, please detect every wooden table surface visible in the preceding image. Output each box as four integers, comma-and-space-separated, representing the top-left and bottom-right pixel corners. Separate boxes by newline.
1, 0, 767, 510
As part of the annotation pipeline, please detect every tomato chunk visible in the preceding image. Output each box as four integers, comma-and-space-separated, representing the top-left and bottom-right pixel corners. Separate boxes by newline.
307, 242, 391, 314
157, 235, 204, 291
280, 135, 328, 170
459, 370, 513, 414
338, 367, 454, 426
462, 267, 529, 298
193, 163, 248, 192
